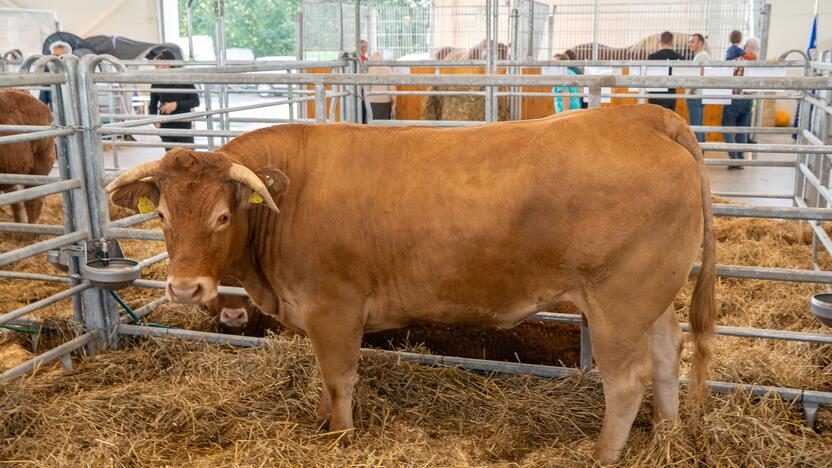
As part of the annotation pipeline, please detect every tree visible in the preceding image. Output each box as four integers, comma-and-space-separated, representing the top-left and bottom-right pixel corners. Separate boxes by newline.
179, 0, 302, 57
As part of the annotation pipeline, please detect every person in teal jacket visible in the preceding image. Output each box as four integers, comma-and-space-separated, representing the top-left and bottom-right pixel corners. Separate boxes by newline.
551, 53, 582, 113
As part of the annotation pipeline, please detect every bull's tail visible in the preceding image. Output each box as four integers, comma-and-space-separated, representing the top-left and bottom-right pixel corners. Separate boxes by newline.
665, 110, 716, 411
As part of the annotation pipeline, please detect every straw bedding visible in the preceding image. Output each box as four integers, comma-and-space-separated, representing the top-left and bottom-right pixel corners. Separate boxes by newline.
1, 195, 832, 466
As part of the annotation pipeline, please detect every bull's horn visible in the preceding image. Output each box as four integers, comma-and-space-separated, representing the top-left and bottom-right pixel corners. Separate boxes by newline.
228, 163, 279, 212
105, 160, 163, 192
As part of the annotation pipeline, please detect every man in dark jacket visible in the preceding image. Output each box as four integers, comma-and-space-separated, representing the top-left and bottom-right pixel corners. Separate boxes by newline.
149, 51, 200, 151
646, 31, 683, 111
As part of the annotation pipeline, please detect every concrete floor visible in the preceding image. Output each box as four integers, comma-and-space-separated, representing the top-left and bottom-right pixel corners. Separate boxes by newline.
705, 134, 795, 207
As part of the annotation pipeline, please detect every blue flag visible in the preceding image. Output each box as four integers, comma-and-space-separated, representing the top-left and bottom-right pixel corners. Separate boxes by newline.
809, 15, 818, 53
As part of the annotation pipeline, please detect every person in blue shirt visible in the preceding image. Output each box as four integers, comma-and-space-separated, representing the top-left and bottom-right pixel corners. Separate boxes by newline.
551, 53, 582, 113
726, 30, 744, 60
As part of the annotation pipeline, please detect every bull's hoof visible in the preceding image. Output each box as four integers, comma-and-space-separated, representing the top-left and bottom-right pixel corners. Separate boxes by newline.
326, 427, 354, 447
593, 444, 622, 465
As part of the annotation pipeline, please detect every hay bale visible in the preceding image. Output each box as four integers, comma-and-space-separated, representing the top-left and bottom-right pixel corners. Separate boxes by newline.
423, 86, 510, 122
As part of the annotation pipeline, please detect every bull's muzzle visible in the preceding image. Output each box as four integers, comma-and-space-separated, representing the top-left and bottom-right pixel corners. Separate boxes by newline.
219, 307, 248, 329
166, 276, 217, 304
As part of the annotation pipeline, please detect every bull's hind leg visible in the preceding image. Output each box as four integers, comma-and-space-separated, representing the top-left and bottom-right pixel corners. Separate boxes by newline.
581, 285, 676, 463
649, 306, 683, 422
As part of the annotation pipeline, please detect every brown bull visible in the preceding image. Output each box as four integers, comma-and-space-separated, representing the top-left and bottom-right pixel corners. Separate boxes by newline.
108, 105, 715, 463
0, 90, 56, 224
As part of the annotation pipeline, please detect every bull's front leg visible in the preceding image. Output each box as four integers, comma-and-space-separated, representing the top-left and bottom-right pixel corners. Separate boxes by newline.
304, 306, 363, 438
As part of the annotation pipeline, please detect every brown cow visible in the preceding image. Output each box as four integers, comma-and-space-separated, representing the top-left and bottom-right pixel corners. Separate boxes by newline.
566, 32, 697, 60
0, 90, 56, 224
107, 105, 715, 463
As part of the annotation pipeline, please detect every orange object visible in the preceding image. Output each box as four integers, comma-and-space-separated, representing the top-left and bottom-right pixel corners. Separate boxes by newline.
775, 110, 791, 127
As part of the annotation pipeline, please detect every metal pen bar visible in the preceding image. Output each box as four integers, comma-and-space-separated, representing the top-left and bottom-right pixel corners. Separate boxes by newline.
373, 59, 804, 68
713, 191, 794, 199
130, 279, 247, 297
714, 203, 832, 221
0, 330, 97, 381
104, 140, 206, 149
798, 163, 832, 206
0, 124, 58, 132
0, 229, 88, 267
119, 296, 169, 324
705, 159, 794, 167
138, 252, 168, 269
108, 213, 158, 228
702, 143, 832, 154
93, 72, 832, 90
100, 93, 333, 129
0, 128, 74, 145
106, 227, 164, 241
118, 323, 264, 347
0, 271, 73, 283
0, 222, 65, 235
794, 196, 832, 262
0, 174, 61, 185
0, 179, 81, 208
0, 73, 65, 88
0, 282, 92, 325
100, 127, 244, 138
531, 312, 832, 344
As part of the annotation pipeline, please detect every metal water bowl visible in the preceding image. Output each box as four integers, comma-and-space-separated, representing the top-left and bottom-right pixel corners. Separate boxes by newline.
809, 293, 832, 327
83, 258, 140, 291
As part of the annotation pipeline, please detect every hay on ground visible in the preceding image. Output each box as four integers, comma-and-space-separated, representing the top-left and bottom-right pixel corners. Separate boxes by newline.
1, 335, 830, 467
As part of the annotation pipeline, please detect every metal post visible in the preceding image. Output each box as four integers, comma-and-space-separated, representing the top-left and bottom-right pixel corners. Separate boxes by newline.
296, 10, 306, 119
759, 3, 771, 61
591, 0, 600, 60
580, 314, 592, 371
214, 0, 229, 144
186, 0, 195, 61
527, 0, 535, 60
355, 0, 363, 124
510, 8, 520, 121
492, 0, 500, 122
78, 55, 123, 351
485, 0, 493, 123
546, 10, 554, 59
204, 84, 215, 150
315, 84, 327, 123
52, 56, 89, 326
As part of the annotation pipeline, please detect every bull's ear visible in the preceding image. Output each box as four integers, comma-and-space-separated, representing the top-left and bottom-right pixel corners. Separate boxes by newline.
110, 180, 160, 213
254, 167, 289, 200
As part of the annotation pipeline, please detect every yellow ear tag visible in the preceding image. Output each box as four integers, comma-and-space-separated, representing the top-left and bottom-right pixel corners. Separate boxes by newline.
137, 196, 155, 214
249, 192, 264, 204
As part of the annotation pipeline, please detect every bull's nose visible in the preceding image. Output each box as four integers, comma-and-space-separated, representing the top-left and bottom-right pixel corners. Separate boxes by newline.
166, 277, 214, 304
220, 308, 248, 328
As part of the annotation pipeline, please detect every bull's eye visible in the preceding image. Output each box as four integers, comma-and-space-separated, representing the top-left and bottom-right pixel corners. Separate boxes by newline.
217, 213, 231, 225
157, 211, 165, 221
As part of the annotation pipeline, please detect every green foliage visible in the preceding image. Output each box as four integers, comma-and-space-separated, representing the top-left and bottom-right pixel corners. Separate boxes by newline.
179, 0, 302, 57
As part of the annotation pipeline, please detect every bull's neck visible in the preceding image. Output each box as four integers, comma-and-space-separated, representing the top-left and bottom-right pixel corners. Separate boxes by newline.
219, 125, 309, 287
